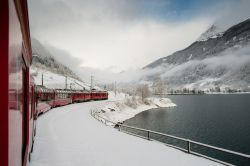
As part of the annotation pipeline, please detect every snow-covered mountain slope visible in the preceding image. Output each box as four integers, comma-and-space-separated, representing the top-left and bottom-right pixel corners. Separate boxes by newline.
30, 38, 104, 90
146, 18, 250, 68
31, 67, 94, 90
142, 18, 250, 91
197, 25, 224, 42
31, 38, 81, 81
31, 67, 103, 90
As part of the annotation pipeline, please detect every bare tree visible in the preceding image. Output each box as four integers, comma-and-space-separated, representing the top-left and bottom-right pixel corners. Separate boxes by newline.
136, 84, 151, 102
153, 77, 167, 97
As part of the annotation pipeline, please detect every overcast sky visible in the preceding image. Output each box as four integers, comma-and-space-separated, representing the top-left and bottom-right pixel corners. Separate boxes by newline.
28, 0, 250, 82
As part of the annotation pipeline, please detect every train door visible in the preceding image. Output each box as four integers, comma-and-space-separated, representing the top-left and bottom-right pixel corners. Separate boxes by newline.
30, 83, 36, 152
22, 65, 28, 165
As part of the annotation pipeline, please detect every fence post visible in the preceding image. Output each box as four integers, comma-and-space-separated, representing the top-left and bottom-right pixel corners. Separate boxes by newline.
147, 131, 150, 140
187, 140, 190, 153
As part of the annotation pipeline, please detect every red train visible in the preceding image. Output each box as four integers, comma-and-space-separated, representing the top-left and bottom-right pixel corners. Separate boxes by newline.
0, 1, 108, 166
36, 86, 108, 115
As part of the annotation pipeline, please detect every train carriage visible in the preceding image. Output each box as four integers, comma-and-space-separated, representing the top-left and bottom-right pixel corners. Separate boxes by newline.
54, 89, 72, 107
100, 91, 109, 100
91, 91, 109, 100
90, 91, 99, 100
35, 86, 54, 115
71, 90, 91, 102
0, 0, 34, 165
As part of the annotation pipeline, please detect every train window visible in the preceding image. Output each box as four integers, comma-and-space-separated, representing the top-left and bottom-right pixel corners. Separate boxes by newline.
58, 93, 68, 99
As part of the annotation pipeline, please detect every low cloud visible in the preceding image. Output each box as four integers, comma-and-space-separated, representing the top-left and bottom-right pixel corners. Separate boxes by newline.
215, 0, 250, 30
153, 46, 250, 89
29, 0, 215, 71
28, 0, 250, 85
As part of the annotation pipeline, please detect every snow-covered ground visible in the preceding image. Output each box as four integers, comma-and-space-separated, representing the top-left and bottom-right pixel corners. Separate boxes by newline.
108, 91, 127, 101
29, 100, 221, 166
93, 91, 177, 124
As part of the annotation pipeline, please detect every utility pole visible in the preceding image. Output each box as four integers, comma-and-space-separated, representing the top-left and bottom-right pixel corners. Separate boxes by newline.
42, 73, 44, 87
115, 81, 117, 97
65, 76, 68, 89
91, 76, 93, 92
70, 83, 72, 89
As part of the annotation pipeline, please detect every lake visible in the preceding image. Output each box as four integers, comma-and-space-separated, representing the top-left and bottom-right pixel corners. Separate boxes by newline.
123, 94, 250, 165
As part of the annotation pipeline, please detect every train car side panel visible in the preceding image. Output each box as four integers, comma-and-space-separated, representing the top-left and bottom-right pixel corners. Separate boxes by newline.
54, 90, 72, 106
0, 0, 9, 165
8, 0, 33, 165
8, 0, 25, 164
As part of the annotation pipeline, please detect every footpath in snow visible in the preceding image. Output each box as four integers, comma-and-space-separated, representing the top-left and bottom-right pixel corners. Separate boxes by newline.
29, 99, 221, 166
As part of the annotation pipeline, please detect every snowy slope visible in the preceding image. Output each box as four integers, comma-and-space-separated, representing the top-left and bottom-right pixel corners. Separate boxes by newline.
197, 25, 224, 42
31, 67, 101, 90
144, 19, 250, 90
31, 38, 81, 81
29, 101, 221, 166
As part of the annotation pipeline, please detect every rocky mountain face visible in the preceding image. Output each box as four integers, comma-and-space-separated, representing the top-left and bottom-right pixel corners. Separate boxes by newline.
144, 19, 250, 91
31, 38, 81, 81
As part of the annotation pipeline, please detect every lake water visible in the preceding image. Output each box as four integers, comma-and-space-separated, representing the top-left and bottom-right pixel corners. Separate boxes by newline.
123, 94, 250, 165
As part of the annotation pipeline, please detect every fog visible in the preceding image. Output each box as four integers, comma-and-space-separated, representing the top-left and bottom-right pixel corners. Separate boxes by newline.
28, 0, 250, 86
28, 0, 218, 72
155, 46, 250, 89
215, 0, 250, 30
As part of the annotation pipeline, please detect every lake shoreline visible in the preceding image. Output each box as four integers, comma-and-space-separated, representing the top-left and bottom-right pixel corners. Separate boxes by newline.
157, 92, 250, 95
93, 97, 176, 124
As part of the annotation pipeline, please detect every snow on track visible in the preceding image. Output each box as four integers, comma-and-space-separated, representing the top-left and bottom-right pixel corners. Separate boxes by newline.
29, 101, 221, 166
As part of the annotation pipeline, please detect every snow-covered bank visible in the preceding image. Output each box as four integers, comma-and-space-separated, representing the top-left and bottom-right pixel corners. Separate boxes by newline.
205, 92, 250, 94
93, 91, 176, 124
29, 101, 221, 166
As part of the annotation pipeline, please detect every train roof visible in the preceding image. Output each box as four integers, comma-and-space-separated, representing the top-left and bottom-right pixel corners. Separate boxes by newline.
35, 85, 108, 94
91, 90, 108, 93
54, 90, 71, 93
70, 90, 91, 93
35, 86, 54, 93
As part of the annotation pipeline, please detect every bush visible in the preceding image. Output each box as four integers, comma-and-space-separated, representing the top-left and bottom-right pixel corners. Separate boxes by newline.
124, 97, 138, 109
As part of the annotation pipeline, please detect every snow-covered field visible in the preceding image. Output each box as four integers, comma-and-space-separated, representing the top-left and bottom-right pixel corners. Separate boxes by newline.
93, 91, 177, 124
29, 100, 221, 166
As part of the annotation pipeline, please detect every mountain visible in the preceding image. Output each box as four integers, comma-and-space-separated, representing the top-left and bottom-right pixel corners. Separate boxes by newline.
31, 38, 104, 91
143, 19, 250, 91
31, 38, 81, 81
196, 25, 223, 42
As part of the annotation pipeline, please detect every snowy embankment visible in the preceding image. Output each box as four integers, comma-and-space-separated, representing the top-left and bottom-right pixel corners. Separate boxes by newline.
93, 91, 176, 124
29, 101, 221, 166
